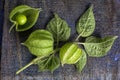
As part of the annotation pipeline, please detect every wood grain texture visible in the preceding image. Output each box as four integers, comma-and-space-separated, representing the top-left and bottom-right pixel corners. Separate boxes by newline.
1, 0, 120, 80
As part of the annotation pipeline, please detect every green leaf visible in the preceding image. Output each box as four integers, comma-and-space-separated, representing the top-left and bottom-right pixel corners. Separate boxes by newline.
9, 5, 41, 32
47, 13, 71, 43
22, 30, 54, 57
37, 55, 60, 73
83, 36, 118, 57
76, 5, 95, 37
59, 42, 83, 65
75, 49, 87, 72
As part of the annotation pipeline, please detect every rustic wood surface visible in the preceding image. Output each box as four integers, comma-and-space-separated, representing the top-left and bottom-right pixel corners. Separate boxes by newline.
1, 0, 120, 80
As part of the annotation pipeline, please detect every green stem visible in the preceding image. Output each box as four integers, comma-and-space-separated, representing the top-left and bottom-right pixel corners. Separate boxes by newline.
16, 49, 60, 74
16, 61, 33, 74
75, 28, 86, 41
16, 57, 43, 74
75, 34, 81, 41
9, 23, 16, 33
56, 40, 59, 48
74, 42, 85, 45
52, 48, 60, 55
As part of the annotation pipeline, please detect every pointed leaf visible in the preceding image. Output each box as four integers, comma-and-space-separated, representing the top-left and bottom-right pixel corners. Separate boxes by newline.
83, 36, 118, 57
37, 55, 60, 72
75, 49, 87, 72
47, 13, 71, 42
76, 5, 95, 37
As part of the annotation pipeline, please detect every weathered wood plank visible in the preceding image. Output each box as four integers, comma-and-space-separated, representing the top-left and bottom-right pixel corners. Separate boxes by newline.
1, 0, 120, 80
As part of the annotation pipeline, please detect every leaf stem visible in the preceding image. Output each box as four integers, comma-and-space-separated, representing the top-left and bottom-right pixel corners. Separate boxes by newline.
53, 48, 60, 55
16, 56, 43, 74
9, 23, 16, 33
56, 40, 59, 48
75, 34, 81, 41
16, 48, 60, 74
75, 27, 86, 41
16, 60, 33, 74
74, 42, 85, 45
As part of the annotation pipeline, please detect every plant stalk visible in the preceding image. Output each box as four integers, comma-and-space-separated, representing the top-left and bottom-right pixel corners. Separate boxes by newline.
75, 34, 81, 41
16, 49, 60, 74
16, 61, 34, 74
16, 57, 43, 74
56, 40, 59, 48
9, 23, 16, 33
74, 42, 85, 45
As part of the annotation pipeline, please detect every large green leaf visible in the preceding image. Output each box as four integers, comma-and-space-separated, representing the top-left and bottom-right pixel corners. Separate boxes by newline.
37, 55, 60, 73
76, 5, 95, 37
83, 36, 118, 57
47, 13, 71, 43
75, 49, 87, 72
9, 5, 41, 32
59, 42, 82, 65
22, 30, 54, 57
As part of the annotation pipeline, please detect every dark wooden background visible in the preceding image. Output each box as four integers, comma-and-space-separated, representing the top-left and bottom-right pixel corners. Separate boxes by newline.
1, 0, 120, 80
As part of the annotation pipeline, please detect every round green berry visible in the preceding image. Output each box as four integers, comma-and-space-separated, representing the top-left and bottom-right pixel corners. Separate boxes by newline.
16, 14, 27, 25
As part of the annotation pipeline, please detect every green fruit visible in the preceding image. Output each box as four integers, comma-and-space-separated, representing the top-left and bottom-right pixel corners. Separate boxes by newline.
59, 42, 82, 65
16, 14, 27, 25
23, 30, 54, 57
9, 5, 41, 32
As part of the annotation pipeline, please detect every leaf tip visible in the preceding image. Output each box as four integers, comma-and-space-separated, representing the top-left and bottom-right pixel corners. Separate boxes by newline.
115, 36, 118, 39
87, 4, 94, 12
54, 13, 59, 18
37, 8, 42, 12
21, 43, 25, 46
90, 4, 94, 8
61, 63, 64, 67
50, 70, 54, 74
